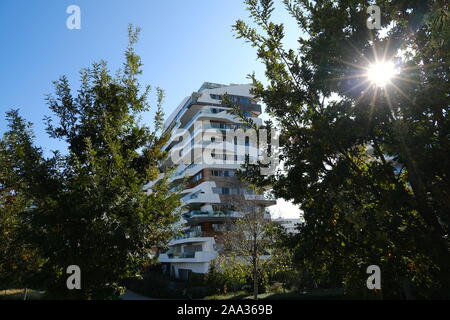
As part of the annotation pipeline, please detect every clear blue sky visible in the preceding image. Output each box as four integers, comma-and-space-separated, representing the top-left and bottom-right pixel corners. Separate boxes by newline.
0, 0, 298, 153
0, 0, 301, 217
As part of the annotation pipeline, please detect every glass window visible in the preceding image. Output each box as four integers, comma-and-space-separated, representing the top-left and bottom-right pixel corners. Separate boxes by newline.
192, 172, 203, 182
212, 170, 223, 177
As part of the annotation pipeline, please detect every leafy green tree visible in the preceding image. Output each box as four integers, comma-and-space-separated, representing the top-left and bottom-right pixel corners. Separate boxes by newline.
0, 110, 48, 290
0, 26, 179, 299
234, 0, 449, 298
222, 203, 275, 299
206, 256, 248, 295
264, 222, 298, 291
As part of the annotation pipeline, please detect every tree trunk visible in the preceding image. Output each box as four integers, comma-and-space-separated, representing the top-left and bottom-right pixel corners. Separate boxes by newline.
401, 278, 415, 300
253, 260, 258, 300
397, 135, 450, 283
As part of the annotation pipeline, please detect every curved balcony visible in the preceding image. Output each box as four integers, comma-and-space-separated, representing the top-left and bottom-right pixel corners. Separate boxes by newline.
184, 210, 242, 219
158, 250, 218, 263
184, 210, 243, 225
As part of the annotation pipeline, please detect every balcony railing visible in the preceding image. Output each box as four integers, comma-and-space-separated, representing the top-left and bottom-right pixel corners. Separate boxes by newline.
159, 250, 217, 262
244, 194, 276, 201
167, 252, 196, 259
173, 229, 203, 240
184, 210, 242, 219
181, 108, 247, 131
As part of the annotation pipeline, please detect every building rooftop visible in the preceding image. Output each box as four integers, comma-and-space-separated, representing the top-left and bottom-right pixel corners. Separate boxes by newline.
198, 82, 251, 92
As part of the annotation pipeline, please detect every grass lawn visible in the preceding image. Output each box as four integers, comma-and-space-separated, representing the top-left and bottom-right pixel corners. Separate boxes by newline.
0, 289, 45, 300
0, 287, 346, 300
204, 291, 250, 300
204, 288, 346, 300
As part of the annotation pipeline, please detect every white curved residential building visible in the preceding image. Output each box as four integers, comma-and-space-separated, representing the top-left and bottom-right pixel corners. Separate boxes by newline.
146, 82, 275, 280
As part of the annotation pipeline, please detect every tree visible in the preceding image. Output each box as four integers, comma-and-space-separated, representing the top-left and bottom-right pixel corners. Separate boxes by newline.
20, 25, 181, 299
0, 110, 47, 290
222, 203, 275, 299
264, 222, 298, 292
205, 256, 248, 295
234, 0, 449, 298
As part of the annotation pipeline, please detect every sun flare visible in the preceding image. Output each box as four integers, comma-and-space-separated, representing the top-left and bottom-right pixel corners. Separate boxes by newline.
366, 61, 399, 87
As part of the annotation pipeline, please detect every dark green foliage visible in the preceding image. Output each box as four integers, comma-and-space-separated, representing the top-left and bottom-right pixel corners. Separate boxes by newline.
235, 0, 449, 298
0, 26, 181, 299
245, 268, 269, 294
187, 272, 207, 287
0, 111, 47, 289
205, 258, 248, 295
125, 270, 184, 299
222, 208, 277, 299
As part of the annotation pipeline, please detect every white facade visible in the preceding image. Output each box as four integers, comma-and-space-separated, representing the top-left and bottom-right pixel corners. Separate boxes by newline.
273, 218, 302, 234
149, 82, 276, 279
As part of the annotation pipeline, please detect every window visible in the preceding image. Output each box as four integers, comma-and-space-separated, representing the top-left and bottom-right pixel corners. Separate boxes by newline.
210, 94, 252, 104
229, 96, 251, 104
212, 170, 222, 177
211, 122, 232, 129
212, 170, 234, 177
213, 204, 235, 212
245, 136, 250, 146
178, 269, 192, 281
243, 189, 254, 195
223, 170, 235, 177
213, 187, 244, 195
191, 172, 203, 182
213, 187, 231, 195
210, 94, 222, 100
213, 224, 231, 232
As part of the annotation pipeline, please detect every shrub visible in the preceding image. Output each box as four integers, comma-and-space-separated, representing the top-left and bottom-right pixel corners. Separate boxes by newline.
245, 269, 269, 294
186, 286, 208, 299
125, 269, 184, 299
269, 282, 285, 294
188, 273, 206, 287
205, 257, 247, 295
205, 261, 226, 295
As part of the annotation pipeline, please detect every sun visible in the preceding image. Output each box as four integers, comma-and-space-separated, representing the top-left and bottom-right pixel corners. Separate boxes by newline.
366, 61, 399, 87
